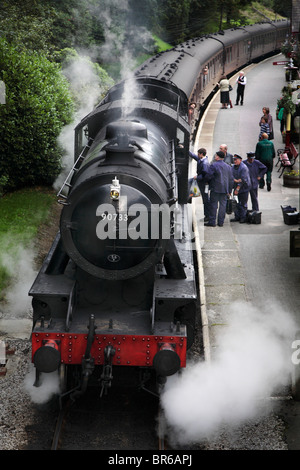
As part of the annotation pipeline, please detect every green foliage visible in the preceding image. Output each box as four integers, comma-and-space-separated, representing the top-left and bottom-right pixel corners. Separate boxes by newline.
152, 35, 173, 52
0, 188, 56, 244
281, 41, 293, 57
0, 187, 56, 296
0, 0, 290, 195
0, 39, 74, 191
0, 176, 8, 197
156, 0, 193, 43
0, 0, 99, 57
0, 0, 289, 56
278, 86, 296, 116
0, 0, 57, 56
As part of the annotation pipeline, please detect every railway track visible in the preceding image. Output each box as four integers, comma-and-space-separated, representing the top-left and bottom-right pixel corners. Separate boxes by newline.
51, 398, 168, 451
50, 373, 167, 450
51, 398, 73, 450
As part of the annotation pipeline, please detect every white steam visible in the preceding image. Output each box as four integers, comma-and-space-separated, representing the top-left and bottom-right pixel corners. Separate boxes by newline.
120, 50, 140, 117
54, 0, 154, 190
53, 54, 106, 192
24, 364, 60, 404
0, 243, 36, 316
161, 301, 295, 445
90, 0, 153, 116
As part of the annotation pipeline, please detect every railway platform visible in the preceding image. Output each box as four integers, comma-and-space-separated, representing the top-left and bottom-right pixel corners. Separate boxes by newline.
192, 53, 300, 449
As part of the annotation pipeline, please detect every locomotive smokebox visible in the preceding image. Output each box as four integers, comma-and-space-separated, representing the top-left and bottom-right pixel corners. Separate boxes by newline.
60, 120, 171, 281
33, 340, 61, 373
153, 343, 181, 377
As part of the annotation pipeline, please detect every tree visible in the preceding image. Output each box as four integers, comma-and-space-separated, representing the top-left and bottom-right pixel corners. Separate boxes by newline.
156, 0, 193, 44
0, 0, 100, 57
0, 0, 56, 56
188, 0, 220, 36
272, 0, 292, 18
0, 39, 74, 191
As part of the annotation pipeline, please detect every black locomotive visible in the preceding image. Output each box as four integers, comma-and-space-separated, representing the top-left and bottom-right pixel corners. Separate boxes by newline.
29, 19, 289, 396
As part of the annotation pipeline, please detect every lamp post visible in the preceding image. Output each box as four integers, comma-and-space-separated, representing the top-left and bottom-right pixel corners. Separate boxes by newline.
284, 59, 298, 147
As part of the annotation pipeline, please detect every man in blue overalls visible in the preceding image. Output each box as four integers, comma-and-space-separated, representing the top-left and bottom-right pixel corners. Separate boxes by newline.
243, 152, 267, 211
189, 148, 210, 220
231, 154, 251, 223
204, 151, 234, 227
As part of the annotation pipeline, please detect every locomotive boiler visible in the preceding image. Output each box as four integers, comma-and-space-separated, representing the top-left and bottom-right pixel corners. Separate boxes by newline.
29, 18, 289, 397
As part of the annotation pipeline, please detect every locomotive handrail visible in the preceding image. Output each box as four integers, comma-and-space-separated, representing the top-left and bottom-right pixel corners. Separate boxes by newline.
168, 139, 179, 204
65, 282, 76, 332
57, 137, 94, 204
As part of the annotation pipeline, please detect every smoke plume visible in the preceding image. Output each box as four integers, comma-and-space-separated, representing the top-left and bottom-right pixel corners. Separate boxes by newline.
161, 301, 295, 445
54, 0, 155, 190
0, 242, 36, 317
24, 364, 60, 404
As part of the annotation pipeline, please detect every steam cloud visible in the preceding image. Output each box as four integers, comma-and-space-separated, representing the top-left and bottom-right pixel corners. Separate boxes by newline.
0, 243, 36, 317
53, 54, 106, 192
161, 301, 295, 445
89, 0, 153, 115
24, 364, 60, 404
54, 0, 154, 192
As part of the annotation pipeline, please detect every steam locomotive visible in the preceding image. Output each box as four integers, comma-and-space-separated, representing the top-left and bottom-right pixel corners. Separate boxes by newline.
29, 19, 289, 397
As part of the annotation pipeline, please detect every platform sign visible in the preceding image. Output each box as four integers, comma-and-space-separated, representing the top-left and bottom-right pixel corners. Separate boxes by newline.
273, 61, 289, 65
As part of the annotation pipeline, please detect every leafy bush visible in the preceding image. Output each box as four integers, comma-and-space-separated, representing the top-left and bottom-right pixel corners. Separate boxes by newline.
0, 39, 74, 191
0, 187, 56, 297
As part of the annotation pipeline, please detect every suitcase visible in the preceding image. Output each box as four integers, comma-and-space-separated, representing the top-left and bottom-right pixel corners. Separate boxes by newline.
281, 205, 299, 225
284, 211, 299, 225
246, 210, 261, 224
226, 196, 237, 214
226, 197, 233, 214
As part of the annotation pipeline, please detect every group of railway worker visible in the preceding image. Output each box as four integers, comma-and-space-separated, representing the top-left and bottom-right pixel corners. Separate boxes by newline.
188, 134, 275, 227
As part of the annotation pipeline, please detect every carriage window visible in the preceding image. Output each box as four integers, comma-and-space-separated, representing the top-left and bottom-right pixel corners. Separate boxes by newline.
76, 124, 89, 156
176, 128, 185, 149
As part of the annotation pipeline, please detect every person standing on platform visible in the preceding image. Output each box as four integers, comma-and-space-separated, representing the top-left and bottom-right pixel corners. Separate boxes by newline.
235, 71, 247, 105
261, 107, 274, 140
188, 148, 210, 220
204, 151, 234, 227
255, 133, 276, 191
219, 144, 234, 166
230, 154, 251, 223
258, 116, 270, 140
219, 75, 230, 109
188, 102, 196, 125
277, 99, 286, 133
243, 152, 267, 211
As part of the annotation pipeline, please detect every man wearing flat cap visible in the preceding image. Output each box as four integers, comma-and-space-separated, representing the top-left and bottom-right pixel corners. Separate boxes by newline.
204, 151, 234, 227
231, 154, 251, 223
243, 152, 267, 211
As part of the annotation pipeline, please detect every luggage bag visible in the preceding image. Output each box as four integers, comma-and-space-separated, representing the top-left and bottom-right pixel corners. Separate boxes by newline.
246, 210, 262, 224
281, 205, 299, 225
